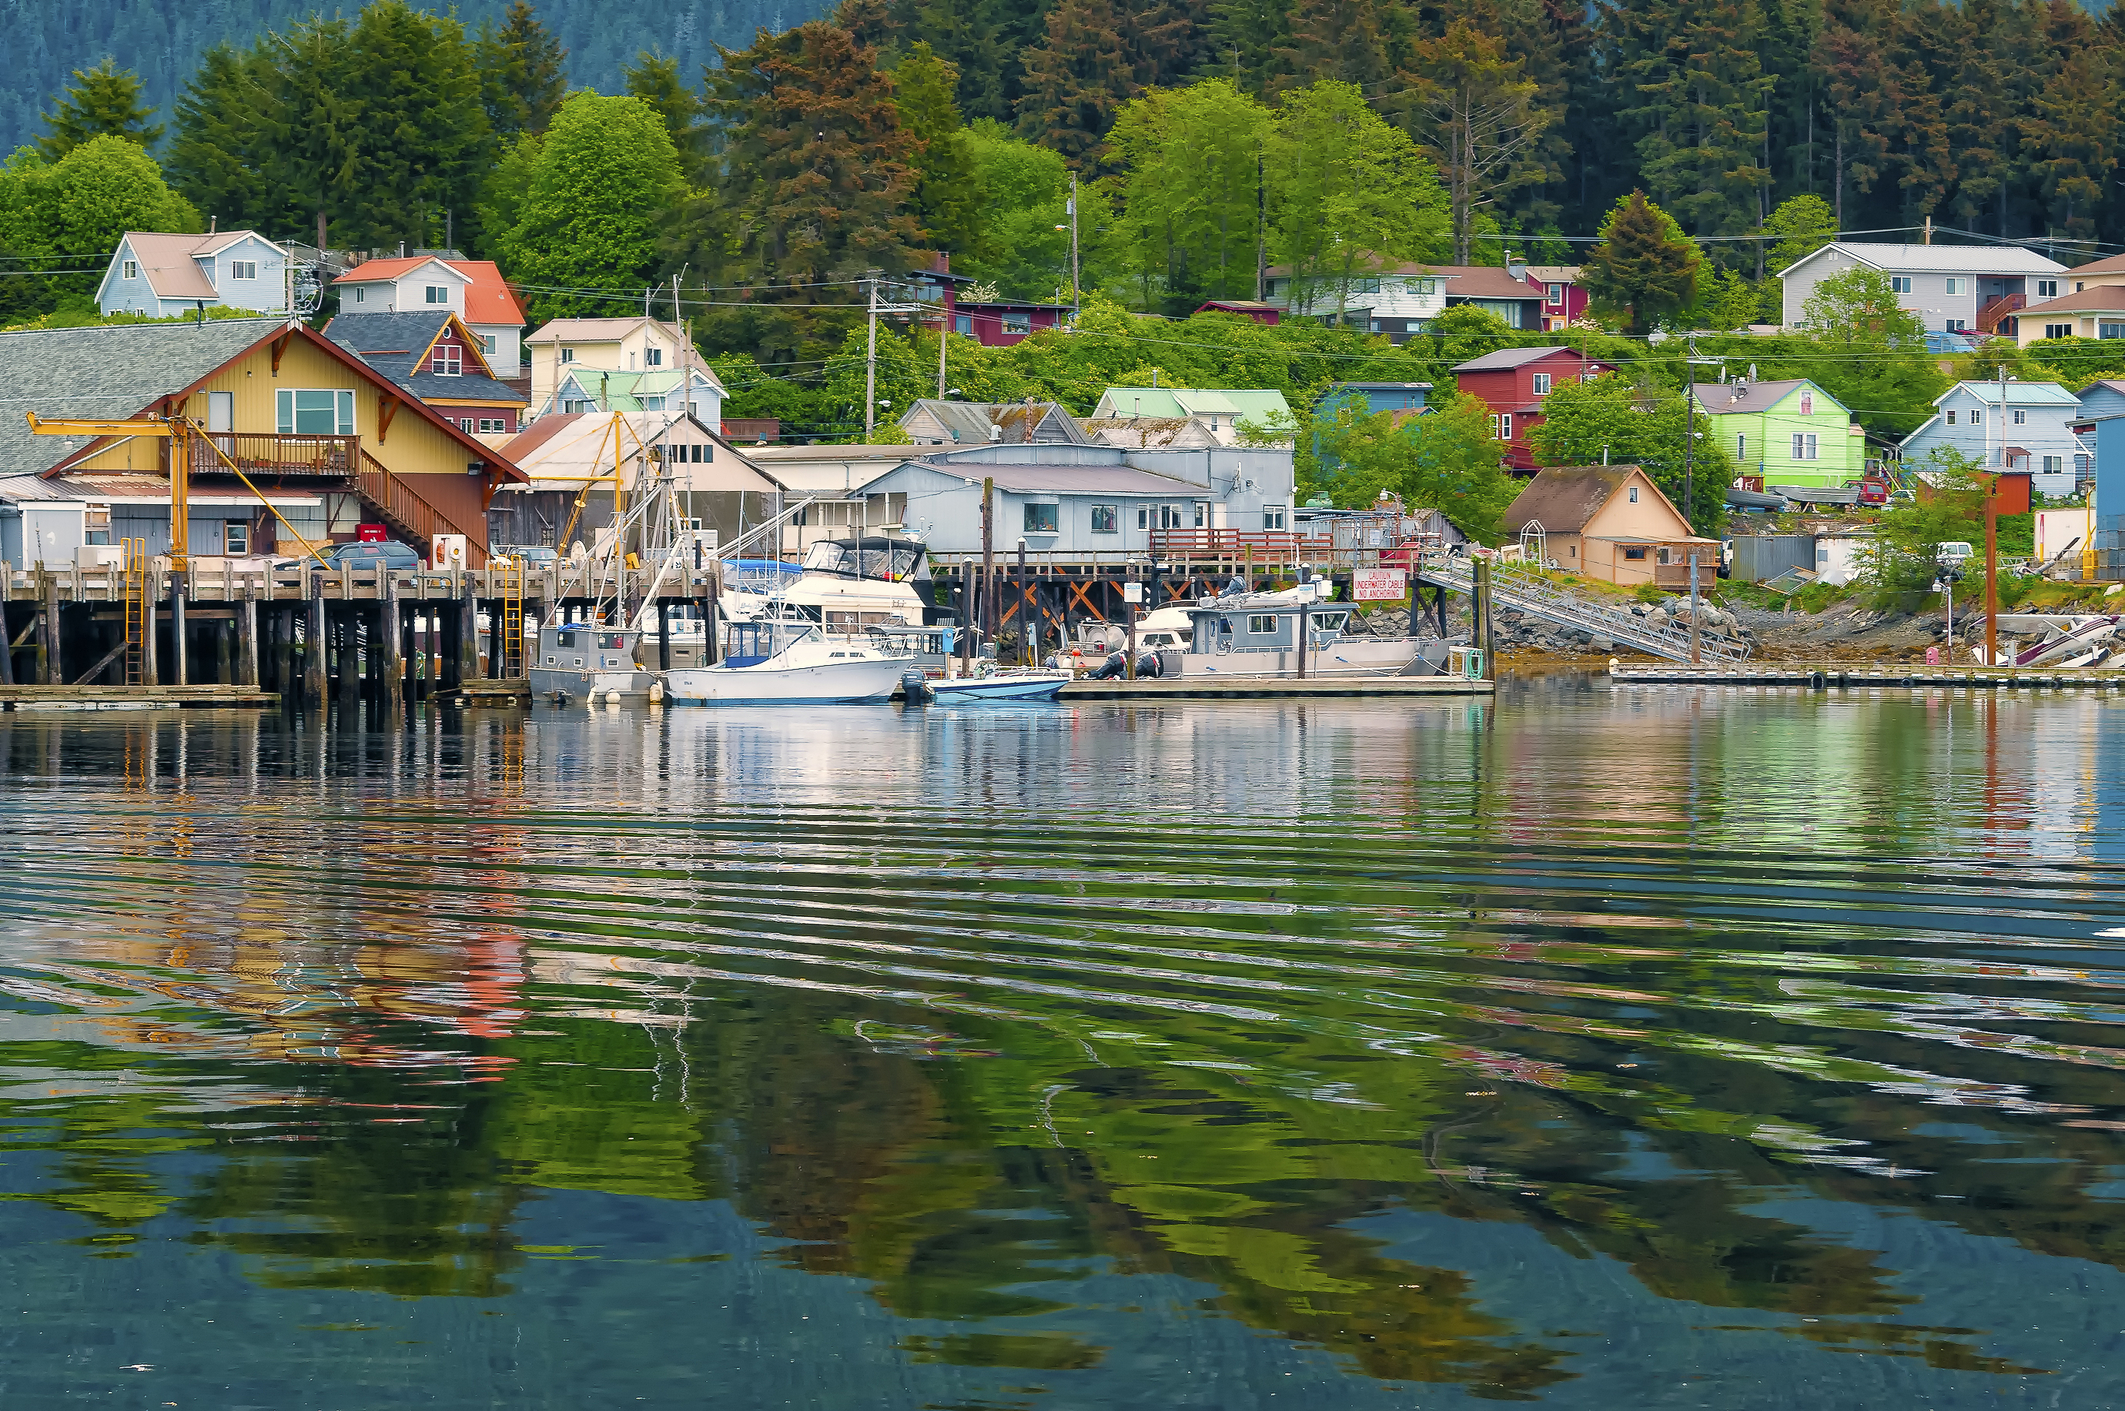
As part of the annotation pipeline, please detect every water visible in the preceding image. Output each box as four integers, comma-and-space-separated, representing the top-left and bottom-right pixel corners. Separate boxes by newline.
1, 682, 2123, 1408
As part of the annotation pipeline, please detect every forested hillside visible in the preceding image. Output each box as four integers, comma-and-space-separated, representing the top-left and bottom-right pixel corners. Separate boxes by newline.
0, 0, 817, 154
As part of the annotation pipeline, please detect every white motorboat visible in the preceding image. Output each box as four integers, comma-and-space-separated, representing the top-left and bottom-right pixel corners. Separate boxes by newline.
662, 621, 906, 705
901, 669, 1072, 703
719, 535, 938, 635
1169, 588, 1423, 679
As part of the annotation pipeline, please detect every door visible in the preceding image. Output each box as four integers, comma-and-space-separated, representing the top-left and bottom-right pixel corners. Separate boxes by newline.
207, 391, 234, 433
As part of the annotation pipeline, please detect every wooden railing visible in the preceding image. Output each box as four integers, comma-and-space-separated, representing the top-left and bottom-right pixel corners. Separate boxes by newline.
188, 433, 358, 478
1146, 529, 1302, 563
356, 450, 487, 566
1978, 293, 2026, 334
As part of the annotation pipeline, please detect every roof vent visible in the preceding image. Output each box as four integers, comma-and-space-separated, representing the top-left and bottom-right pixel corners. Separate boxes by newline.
988, 422, 1002, 441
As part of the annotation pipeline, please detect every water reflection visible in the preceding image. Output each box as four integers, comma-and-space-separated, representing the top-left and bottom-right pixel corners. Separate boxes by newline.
2, 687, 2124, 1405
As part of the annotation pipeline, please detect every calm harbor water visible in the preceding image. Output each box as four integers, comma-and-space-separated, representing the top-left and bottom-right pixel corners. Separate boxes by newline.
2, 682, 2124, 1408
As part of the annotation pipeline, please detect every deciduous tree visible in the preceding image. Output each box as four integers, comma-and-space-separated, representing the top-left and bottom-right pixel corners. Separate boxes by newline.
1526, 373, 1730, 532
1106, 78, 1273, 313
894, 44, 986, 257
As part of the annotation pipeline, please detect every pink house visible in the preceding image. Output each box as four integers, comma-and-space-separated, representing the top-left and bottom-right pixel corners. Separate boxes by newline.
1521, 265, 1588, 332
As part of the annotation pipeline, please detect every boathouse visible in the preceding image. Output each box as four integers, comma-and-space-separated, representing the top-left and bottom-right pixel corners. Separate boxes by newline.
0, 316, 524, 566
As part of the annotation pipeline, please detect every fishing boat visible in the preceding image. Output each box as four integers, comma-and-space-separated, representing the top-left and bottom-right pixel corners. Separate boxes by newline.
900, 668, 1073, 704
719, 535, 941, 635
661, 621, 906, 705
529, 621, 657, 700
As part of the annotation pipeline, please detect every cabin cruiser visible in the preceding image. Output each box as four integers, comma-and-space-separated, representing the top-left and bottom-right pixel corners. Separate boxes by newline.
718, 535, 941, 635
1169, 589, 1424, 678
529, 622, 657, 699
662, 620, 907, 705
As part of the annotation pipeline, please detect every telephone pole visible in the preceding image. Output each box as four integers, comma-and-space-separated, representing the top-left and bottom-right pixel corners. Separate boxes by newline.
864, 273, 879, 439
1069, 174, 1081, 320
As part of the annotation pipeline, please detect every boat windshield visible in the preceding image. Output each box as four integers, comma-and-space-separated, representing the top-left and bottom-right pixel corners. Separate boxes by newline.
723, 621, 819, 666
803, 540, 924, 581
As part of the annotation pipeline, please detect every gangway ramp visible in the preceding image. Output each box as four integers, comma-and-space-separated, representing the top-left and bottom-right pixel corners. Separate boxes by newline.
1416, 552, 1750, 665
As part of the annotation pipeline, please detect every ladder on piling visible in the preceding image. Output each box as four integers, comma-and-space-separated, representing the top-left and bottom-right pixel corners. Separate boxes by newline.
121, 537, 147, 685
1417, 550, 1751, 665
499, 558, 526, 678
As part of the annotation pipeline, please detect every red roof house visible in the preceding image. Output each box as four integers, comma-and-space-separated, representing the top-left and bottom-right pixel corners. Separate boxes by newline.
1450, 346, 1614, 471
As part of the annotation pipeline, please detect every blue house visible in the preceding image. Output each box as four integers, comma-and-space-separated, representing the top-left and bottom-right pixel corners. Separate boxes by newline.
1315, 382, 1433, 419
1899, 380, 2088, 496
853, 443, 1298, 559
97, 230, 290, 318
2078, 380, 2125, 424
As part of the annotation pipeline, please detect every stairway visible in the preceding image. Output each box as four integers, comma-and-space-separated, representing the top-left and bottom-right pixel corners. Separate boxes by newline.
1417, 552, 1751, 664
354, 451, 487, 566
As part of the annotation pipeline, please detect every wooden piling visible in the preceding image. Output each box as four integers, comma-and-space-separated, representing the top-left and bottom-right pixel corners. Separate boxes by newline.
171, 574, 188, 687
304, 586, 326, 705
142, 572, 159, 688
381, 571, 404, 700
238, 588, 258, 688
337, 607, 360, 713
456, 586, 478, 685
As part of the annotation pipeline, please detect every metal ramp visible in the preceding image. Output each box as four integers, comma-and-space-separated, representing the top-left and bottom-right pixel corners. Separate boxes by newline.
1417, 552, 1750, 665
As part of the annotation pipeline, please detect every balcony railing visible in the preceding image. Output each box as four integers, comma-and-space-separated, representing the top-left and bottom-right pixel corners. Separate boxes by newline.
187, 433, 359, 479
1146, 529, 1302, 564
1978, 293, 2026, 334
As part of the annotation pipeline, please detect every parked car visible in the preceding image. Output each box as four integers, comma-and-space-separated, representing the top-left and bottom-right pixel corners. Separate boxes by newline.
493, 545, 558, 568
279, 540, 422, 570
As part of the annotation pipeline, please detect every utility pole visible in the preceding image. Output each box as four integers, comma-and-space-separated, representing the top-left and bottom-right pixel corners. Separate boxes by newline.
937, 304, 949, 399
1069, 174, 1081, 321
864, 272, 880, 439
980, 478, 995, 665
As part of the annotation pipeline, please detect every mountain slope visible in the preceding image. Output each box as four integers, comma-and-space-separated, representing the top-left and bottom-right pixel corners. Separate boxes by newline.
0, 0, 829, 155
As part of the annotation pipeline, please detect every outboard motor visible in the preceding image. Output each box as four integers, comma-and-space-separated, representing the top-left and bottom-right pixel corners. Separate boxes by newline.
900, 670, 933, 703
1088, 651, 1128, 680
1136, 651, 1163, 678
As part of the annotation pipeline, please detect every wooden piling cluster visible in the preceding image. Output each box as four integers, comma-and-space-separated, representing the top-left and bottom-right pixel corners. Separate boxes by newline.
0, 559, 721, 713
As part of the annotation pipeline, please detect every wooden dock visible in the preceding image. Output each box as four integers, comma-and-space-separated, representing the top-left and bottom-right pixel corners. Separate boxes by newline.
0, 684, 277, 710
441, 678, 533, 707
1060, 675, 1492, 700
1612, 664, 2125, 689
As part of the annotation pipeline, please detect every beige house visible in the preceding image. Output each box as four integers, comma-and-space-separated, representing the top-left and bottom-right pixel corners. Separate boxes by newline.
2018, 286, 2125, 346
1502, 466, 1718, 588
526, 318, 694, 415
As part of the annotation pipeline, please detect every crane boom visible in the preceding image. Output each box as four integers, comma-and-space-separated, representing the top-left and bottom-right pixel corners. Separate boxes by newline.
24, 412, 178, 438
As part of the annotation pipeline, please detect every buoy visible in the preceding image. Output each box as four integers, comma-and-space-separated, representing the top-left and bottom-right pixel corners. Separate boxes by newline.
648, 680, 665, 706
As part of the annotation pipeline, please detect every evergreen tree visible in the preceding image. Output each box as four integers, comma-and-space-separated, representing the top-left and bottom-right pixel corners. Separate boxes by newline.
916, 0, 1006, 120
333, 1, 492, 251
36, 58, 161, 161
1611, 0, 1775, 243
2021, 49, 2118, 242
1402, 21, 1551, 265
705, 22, 923, 360
478, 0, 569, 143
893, 44, 986, 257
1017, 0, 1136, 166
624, 52, 711, 185
1580, 188, 1699, 331
166, 45, 273, 230
1271, 0, 1393, 93
497, 93, 683, 322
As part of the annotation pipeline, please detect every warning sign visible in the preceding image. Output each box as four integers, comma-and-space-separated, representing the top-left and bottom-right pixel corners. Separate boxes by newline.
1351, 568, 1408, 601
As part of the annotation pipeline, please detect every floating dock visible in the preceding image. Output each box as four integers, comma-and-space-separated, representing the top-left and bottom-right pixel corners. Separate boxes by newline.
0, 684, 277, 710
1612, 664, 2125, 689
1059, 675, 1492, 700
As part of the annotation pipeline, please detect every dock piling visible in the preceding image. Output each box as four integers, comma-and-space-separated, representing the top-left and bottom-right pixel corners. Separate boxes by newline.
238, 589, 258, 688
170, 574, 188, 687
304, 586, 326, 706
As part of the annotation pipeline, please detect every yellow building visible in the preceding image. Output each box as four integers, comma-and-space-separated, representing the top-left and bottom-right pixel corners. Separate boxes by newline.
1502, 466, 1718, 588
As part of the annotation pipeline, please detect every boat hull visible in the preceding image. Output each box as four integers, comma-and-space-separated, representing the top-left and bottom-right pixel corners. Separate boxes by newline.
1172, 640, 1422, 679
663, 657, 904, 705
916, 672, 1072, 703
529, 666, 658, 699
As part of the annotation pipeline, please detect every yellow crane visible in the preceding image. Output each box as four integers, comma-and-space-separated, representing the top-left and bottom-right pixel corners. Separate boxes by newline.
24, 412, 328, 571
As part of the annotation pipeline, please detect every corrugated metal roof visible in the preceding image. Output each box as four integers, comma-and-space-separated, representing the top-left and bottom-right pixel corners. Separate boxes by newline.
1452, 346, 1606, 372
920, 461, 1197, 495
116, 231, 282, 301
526, 317, 684, 344
1802, 242, 2066, 275
1953, 380, 2080, 405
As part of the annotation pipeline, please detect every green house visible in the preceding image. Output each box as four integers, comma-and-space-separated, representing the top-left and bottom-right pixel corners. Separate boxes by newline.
1690, 378, 1864, 490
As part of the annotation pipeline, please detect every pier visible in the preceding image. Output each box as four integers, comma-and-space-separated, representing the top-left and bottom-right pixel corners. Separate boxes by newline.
1611, 664, 2125, 689
1059, 676, 1491, 699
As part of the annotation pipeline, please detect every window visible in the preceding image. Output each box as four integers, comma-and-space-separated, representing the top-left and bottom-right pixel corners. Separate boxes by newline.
2046, 324, 2073, 340
1247, 615, 1279, 635
1946, 410, 1957, 425
1799, 391, 1813, 415
1490, 413, 1513, 440
1946, 318, 1967, 332
1002, 311, 1032, 335
1623, 546, 1647, 560
481, 334, 497, 355
1090, 504, 1117, 533
560, 347, 576, 363
1792, 433, 1819, 460
1263, 504, 1287, 530
122, 260, 137, 280
1159, 503, 1186, 529
275, 388, 355, 435
457, 417, 474, 432
1532, 372, 1552, 396
1193, 501, 1210, 528
431, 344, 462, 376
425, 285, 448, 304
1944, 277, 1964, 295
1968, 409, 1982, 426
1023, 503, 1059, 533
229, 260, 256, 281
2043, 455, 2063, 474
2013, 409, 2026, 425
353, 287, 365, 303
1890, 276, 1912, 293
645, 347, 664, 367
224, 521, 249, 556
1137, 506, 1150, 529
2037, 280, 2059, 298
1627, 485, 1639, 503
478, 417, 506, 434
2102, 321, 2125, 340
1546, 283, 1563, 305
954, 314, 973, 335
1737, 433, 1747, 460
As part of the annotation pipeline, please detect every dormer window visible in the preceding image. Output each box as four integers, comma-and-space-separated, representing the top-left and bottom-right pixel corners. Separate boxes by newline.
431, 344, 462, 376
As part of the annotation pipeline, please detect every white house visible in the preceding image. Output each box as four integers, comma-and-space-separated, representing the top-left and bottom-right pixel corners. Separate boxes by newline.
97, 230, 288, 317
550, 365, 724, 425
332, 256, 528, 370
1261, 260, 1546, 338
525, 318, 694, 417
1899, 381, 2088, 496
1778, 243, 2068, 337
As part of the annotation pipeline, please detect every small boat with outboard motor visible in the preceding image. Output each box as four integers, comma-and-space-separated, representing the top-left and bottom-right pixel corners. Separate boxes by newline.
662, 620, 907, 705
900, 666, 1073, 703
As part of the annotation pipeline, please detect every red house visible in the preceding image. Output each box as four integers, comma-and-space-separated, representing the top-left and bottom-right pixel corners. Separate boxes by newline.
1451, 346, 1614, 471
905, 253, 1072, 347
1195, 299, 1281, 325
1518, 265, 1589, 331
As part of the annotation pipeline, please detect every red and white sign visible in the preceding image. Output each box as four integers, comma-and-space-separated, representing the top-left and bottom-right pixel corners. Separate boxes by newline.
1352, 568, 1408, 601
357, 523, 388, 543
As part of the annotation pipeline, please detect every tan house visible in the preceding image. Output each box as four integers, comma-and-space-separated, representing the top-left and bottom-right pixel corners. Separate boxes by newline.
2018, 286, 2125, 346
1501, 466, 1717, 588
2, 316, 523, 565
526, 318, 698, 415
